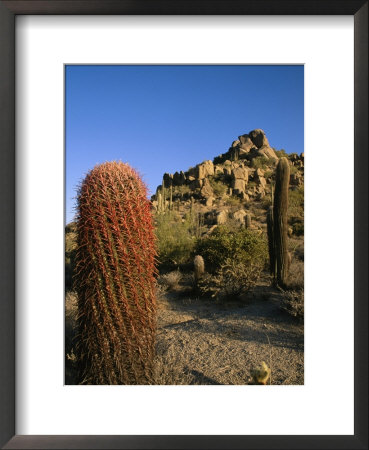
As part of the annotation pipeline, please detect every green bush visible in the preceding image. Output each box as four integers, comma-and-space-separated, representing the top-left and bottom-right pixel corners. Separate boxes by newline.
289, 164, 299, 175
195, 225, 268, 274
251, 156, 269, 169
173, 184, 191, 197
208, 176, 227, 197
224, 196, 241, 207
197, 258, 263, 300
155, 212, 195, 268
288, 185, 304, 220
275, 149, 289, 158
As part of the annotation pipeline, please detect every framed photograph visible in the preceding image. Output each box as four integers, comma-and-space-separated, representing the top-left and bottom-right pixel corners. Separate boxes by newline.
0, 1, 367, 449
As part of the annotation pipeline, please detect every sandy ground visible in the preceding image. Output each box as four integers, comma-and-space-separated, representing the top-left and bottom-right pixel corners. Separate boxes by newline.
154, 281, 304, 385
66, 277, 304, 385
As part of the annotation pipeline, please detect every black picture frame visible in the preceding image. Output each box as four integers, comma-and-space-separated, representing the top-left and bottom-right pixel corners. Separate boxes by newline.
0, 1, 367, 449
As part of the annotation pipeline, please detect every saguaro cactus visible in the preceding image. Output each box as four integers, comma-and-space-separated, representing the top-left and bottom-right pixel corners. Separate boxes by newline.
169, 185, 173, 211
273, 157, 290, 286
74, 161, 157, 385
245, 214, 252, 229
266, 206, 275, 276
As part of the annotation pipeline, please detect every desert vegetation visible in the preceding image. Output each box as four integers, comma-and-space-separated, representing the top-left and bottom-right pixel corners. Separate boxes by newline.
66, 129, 304, 385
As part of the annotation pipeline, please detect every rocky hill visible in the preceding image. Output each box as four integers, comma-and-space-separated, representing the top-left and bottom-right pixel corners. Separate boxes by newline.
151, 129, 304, 237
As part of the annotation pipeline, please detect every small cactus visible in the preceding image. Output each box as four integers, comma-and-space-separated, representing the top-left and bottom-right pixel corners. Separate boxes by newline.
250, 361, 271, 385
245, 214, 252, 229
74, 161, 157, 385
193, 255, 205, 282
169, 185, 173, 211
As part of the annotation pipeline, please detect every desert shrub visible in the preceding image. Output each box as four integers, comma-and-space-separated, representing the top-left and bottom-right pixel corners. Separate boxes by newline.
155, 212, 195, 268
224, 196, 241, 207
208, 176, 227, 197
198, 258, 263, 299
173, 184, 191, 197
280, 290, 304, 320
251, 156, 269, 169
65, 223, 77, 290
189, 211, 206, 239
292, 220, 304, 236
275, 149, 289, 158
286, 259, 304, 290
158, 270, 182, 291
261, 196, 273, 210
289, 164, 299, 175
264, 169, 274, 180
65, 291, 78, 384
288, 185, 304, 220
195, 225, 268, 274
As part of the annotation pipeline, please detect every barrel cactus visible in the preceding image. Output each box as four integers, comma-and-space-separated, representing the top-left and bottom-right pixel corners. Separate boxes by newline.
74, 161, 157, 385
273, 157, 290, 286
193, 255, 205, 282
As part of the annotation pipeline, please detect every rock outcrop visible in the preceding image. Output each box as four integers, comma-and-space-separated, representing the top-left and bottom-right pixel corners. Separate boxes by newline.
231, 166, 248, 194
151, 128, 303, 235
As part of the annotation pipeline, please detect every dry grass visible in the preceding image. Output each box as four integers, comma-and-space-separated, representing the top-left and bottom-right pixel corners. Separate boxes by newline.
65, 291, 79, 384
197, 260, 262, 300
280, 290, 304, 320
158, 270, 182, 291
152, 344, 195, 385
286, 259, 304, 290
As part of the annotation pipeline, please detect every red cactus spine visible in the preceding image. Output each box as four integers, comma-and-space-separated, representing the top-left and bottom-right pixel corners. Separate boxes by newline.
74, 161, 157, 384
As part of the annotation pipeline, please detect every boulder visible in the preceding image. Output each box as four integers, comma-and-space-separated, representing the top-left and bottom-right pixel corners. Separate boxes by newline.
233, 179, 246, 194
190, 179, 203, 190
255, 168, 265, 177
290, 172, 302, 186
163, 173, 173, 188
231, 166, 248, 194
259, 177, 267, 188
216, 210, 228, 225
257, 145, 278, 160
289, 153, 299, 162
254, 168, 267, 188
232, 166, 248, 181
196, 160, 214, 179
200, 178, 214, 198
255, 185, 266, 200
205, 196, 214, 207
238, 134, 255, 152
249, 129, 270, 148
240, 192, 250, 201
173, 171, 186, 186
233, 209, 247, 223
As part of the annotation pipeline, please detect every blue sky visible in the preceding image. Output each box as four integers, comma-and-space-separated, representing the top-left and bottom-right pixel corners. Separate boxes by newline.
66, 65, 304, 224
